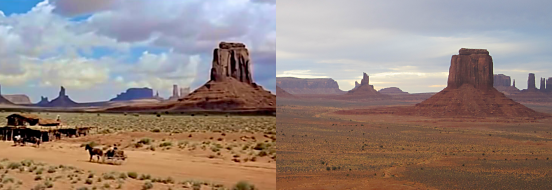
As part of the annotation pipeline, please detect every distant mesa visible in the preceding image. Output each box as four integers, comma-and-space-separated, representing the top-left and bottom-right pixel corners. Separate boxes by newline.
168, 85, 190, 101
346, 72, 389, 98
3, 94, 31, 104
378, 87, 409, 96
110, 87, 154, 101
276, 77, 345, 94
0, 85, 14, 105
37, 96, 50, 106
276, 86, 295, 98
41, 86, 79, 107
410, 48, 545, 117
493, 74, 520, 95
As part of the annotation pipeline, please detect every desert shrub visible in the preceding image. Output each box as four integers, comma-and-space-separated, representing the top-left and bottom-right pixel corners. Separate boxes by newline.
103, 172, 116, 180
162, 177, 174, 184
7, 162, 21, 170
138, 138, 151, 145
35, 168, 44, 175
151, 128, 161, 133
88, 173, 94, 178
21, 159, 34, 167
139, 174, 151, 180
2, 177, 14, 184
253, 143, 269, 151
119, 172, 128, 180
127, 172, 138, 179
103, 183, 110, 188
32, 184, 46, 190
77, 187, 89, 190
44, 180, 54, 188
85, 179, 93, 184
47, 166, 56, 173
142, 181, 153, 190
159, 142, 172, 147
233, 181, 256, 190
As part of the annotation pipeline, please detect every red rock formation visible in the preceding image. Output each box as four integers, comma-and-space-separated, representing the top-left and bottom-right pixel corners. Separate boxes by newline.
540, 78, 546, 92
168, 84, 180, 101
346, 72, 389, 98
276, 77, 345, 94
276, 86, 294, 98
378, 87, 409, 96
493, 74, 511, 87
528, 73, 536, 91
410, 48, 545, 117
106, 42, 274, 112
547, 78, 552, 93
110, 88, 154, 101
37, 96, 49, 105
43, 86, 79, 107
513, 80, 516, 88
0, 85, 14, 105
493, 74, 519, 95
3, 94, 31, 104
211, 42, 252, 84
447, 48, 493, 89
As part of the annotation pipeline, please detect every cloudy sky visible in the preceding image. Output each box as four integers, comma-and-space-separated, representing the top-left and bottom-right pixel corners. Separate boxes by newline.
0, 0, 275, 102
277, 0, 552, 93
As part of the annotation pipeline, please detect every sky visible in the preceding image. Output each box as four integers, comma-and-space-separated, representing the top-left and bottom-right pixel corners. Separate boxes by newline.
0, 0, 275, 102
277, 0, 552, 93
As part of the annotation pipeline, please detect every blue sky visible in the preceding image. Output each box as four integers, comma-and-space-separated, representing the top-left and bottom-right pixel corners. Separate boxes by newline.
0, 0, 275, 102
277, 0, 552, 93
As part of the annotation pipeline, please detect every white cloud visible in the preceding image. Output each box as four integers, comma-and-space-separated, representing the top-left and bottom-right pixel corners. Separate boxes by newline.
277, 70, 329, 78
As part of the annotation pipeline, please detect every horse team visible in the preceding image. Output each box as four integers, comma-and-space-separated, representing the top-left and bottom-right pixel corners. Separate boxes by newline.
13, 135, 41, 147
85, 144, 127, 164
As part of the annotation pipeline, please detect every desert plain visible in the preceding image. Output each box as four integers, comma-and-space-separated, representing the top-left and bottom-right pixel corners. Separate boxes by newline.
277, 97, 552, 190
0, 112, 276, 190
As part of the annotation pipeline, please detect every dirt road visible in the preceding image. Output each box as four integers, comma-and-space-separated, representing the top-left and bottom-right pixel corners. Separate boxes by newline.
0, 142, 276, 190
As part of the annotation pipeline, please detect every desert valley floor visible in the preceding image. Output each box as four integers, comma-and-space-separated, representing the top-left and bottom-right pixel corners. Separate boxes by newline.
0, 113, 276, 190
277, 97, 552, 190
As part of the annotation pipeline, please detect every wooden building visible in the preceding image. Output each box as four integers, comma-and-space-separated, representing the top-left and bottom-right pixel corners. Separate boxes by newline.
0, 113, 92, 142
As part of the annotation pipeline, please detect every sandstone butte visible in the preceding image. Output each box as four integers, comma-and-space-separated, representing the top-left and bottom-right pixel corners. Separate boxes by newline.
346, 72, 389, 98
338, 48, 548, 118
106, 42, 275, 112
276, 86, 295, 98
410, 48, 546, 117
41, 86, 79, 107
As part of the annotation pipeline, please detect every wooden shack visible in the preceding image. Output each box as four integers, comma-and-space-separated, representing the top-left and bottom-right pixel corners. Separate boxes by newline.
0, 113, 92, 142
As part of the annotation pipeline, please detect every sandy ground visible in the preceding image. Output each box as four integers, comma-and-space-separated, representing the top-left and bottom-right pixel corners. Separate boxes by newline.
277, 98, 552, 190
0, 140, 275, 190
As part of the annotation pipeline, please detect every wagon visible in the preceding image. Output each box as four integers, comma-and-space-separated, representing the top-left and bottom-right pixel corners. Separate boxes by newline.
103, 149, 127, 165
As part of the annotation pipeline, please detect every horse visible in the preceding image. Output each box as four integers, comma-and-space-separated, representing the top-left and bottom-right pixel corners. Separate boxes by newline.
25, 137, 41, 148
85, 144, 104, 162
54, 132, 61, 140
13, 135, 24, 146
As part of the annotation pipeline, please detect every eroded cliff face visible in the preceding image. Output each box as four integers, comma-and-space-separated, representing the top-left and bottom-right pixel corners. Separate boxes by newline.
41, 86, 78, 107
276, 77, 345, 94
211, 42, 252, 84
412, 48, 543, 117
447, 48, 493, 90
3, 94, 31, 104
